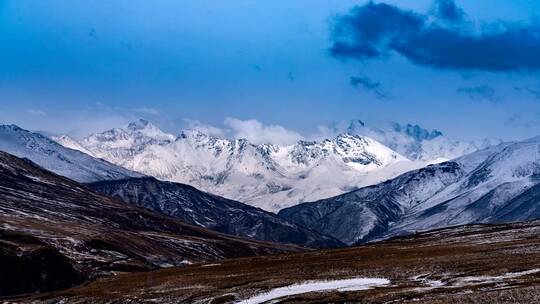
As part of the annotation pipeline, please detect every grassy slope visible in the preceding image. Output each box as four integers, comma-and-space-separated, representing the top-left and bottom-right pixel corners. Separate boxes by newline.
17, 220, 540, 303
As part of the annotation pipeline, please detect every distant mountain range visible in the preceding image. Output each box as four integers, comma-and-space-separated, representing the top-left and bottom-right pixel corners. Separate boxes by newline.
52, 119, 497, 211
279, 137, 540, 245
0, 124, 140, 182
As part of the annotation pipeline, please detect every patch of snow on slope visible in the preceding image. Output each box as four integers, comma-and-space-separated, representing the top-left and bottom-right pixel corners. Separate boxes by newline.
236, 277, 390, 304
456, 269, 540, 286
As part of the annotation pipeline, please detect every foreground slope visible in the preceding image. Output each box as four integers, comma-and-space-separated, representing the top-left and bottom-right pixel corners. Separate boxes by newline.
0, 151, 301, 297
21, 220, 540, 303
0, 124, 140, 182
59, 119, 418, 211
88, 177, 343, 248
279, 138, 540, 245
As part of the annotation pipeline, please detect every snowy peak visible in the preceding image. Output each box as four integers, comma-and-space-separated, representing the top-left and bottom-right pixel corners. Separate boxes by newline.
0, 124, 140, 182
80, 120, 176, 163
285, 133, 406, 170
127, 118, 151, 130
83, 119, 174, 147
332, 133, 405, 165
178, 129, 223, 145
127, 118, 175, 141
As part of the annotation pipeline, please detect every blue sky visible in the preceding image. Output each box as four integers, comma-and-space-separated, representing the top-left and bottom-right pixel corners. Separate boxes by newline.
1, 0, 540, 141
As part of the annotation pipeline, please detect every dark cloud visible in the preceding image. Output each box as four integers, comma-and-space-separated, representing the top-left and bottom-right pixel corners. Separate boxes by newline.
330, 2, 424, 60
457, 86, 497, 101
433, 0, 464, 22
350, 76, 388, 99
330, 1, 540, 72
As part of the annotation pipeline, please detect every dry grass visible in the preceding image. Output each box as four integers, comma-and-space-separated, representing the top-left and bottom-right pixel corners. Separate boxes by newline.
12, 221, 540, 303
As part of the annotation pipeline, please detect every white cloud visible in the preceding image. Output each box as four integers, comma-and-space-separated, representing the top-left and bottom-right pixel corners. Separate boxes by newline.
183, 119, 226, 137
312, 125, 339, 141
224, 118, 304, 145
27, 109, 47, 116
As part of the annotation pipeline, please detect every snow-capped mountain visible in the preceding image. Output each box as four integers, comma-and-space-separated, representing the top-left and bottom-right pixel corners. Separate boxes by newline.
333, 119, 502, 163
0, 124, 141, 182
279, 137, 540, 245
60, 119, 420, 212
52, 134, 96, 157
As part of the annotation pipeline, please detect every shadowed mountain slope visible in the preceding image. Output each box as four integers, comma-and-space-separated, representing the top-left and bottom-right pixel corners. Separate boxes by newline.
88, 177, 344, 248
0, 151, 301, 297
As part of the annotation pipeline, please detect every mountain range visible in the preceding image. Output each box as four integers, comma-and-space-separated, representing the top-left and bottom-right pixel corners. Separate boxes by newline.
2, 120, 529, 248
2, 119, 540, 301
52, 119, 494, 212
0, 124, 140, 183
279, 137, 540, 245
0, 150, 302, 296
0, 124, 341, 248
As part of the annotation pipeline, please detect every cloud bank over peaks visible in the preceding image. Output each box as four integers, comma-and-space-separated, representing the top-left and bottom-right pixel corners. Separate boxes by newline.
183, 119, 227, 138
183, 118, 455, 148
181, 118, 305, 146
224, 118, 304, 146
